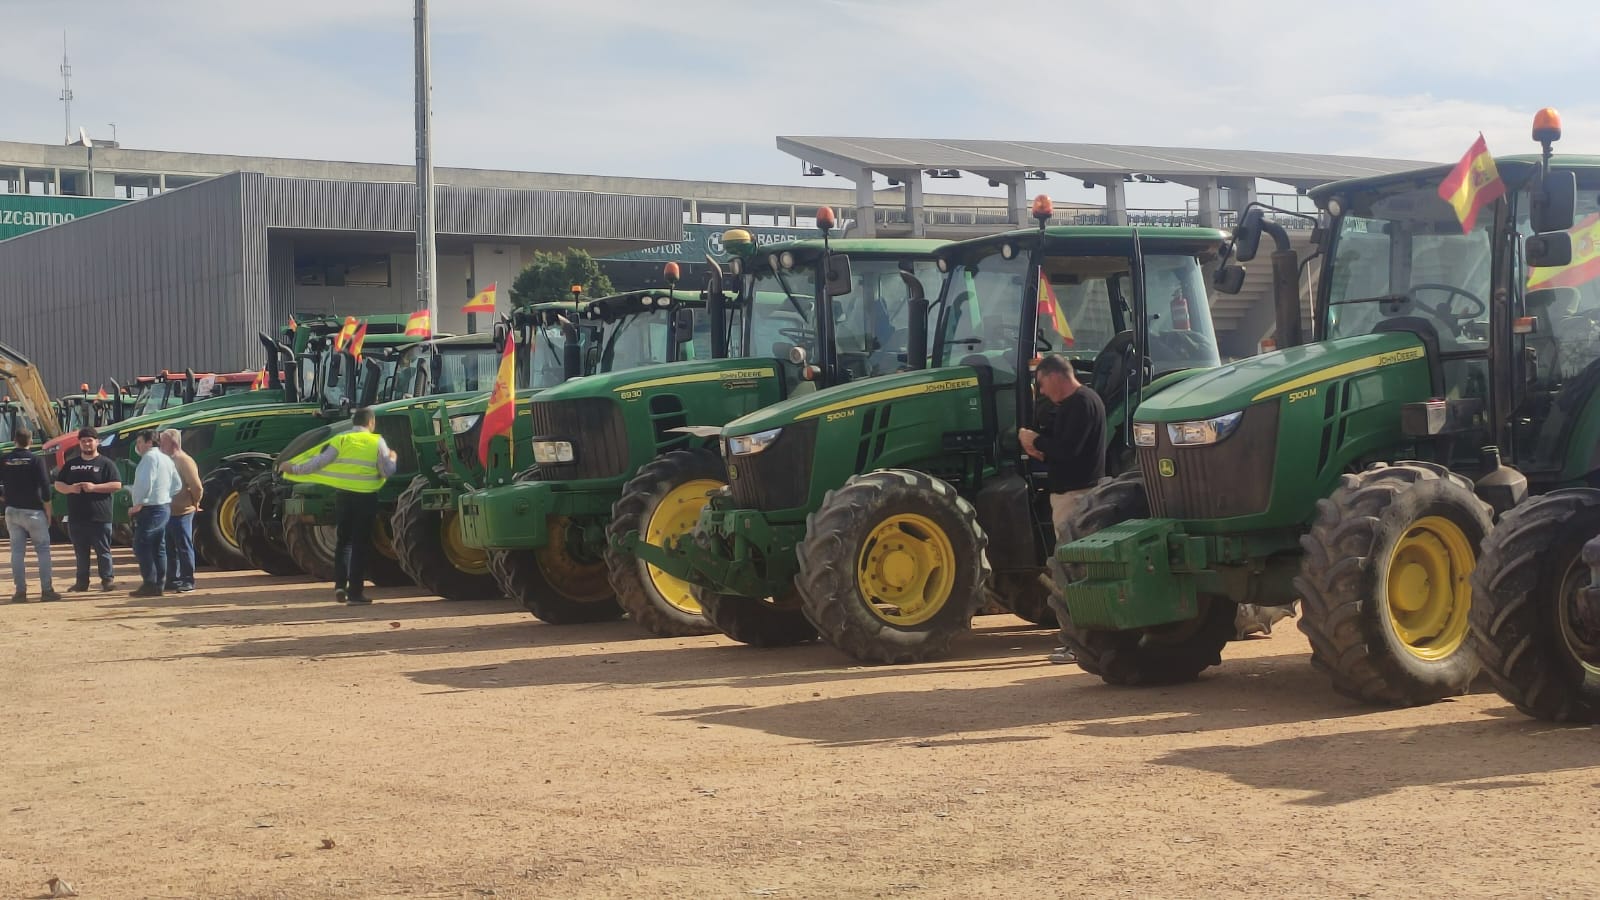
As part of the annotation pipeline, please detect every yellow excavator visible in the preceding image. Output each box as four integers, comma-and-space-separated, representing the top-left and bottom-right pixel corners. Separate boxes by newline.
0, 340, 61, 449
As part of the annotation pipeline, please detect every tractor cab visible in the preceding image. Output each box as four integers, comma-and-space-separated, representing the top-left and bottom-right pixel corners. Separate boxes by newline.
56, 386, 117, 432
0, 398, 31, 447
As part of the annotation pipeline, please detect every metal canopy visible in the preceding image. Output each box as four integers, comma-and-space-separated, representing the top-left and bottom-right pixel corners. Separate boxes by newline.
777, 136, 1434, 187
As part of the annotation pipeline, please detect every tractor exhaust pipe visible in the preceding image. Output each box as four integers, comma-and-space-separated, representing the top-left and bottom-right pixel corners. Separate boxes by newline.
899, 270, 928, 371
1271, 247, 1303, 349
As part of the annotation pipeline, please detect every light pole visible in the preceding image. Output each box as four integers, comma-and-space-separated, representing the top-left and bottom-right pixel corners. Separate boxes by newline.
413, 0, 438, 342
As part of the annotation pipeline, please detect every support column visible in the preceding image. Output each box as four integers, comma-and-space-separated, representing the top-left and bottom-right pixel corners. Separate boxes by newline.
1220, 177, 1256, 228
852, 167, 877, 238
904, 173, 925, 237
1001, 174, 1027, 228
1104, 179, 1128, 225
1196, 176, 1222, 228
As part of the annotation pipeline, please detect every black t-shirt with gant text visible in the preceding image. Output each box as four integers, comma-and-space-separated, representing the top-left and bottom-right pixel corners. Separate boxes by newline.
57, 455, 119, 523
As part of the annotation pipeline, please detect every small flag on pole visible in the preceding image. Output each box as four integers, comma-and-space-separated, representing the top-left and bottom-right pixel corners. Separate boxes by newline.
287, 314, 298, 331
478, 329, 516, 469
464, 282, 497, 314
96, 387, 108, 401
1038, 268, 1075, 347
334, 316, 358, 352
405, 309, 432, 337
251, 368, 268, 390
1438, 134, 1506, 234
349, 321, 369, 358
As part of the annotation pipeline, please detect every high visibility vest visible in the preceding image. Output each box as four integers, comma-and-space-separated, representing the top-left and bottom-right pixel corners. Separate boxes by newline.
284, 430, 385, 494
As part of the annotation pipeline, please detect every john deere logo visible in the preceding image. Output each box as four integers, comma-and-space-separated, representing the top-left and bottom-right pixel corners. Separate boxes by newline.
1158, 458, 1176, 477
728, 464, 739, 481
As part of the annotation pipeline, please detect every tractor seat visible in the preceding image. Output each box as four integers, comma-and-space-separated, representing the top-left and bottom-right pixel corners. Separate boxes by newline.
1090, 331, 1137, 407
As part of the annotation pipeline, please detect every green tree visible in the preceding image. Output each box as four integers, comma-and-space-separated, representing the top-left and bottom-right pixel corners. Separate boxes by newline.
509, 249, 616, 305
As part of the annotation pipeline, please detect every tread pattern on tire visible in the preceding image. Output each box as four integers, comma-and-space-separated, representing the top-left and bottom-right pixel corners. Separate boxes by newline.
194, 466, 253, 571
796, 468, 991, 665
604, 450, 721, 638
696, 585, 818, 647
1295, 461, 1487, 707
236, 471, 301, 576
488, 548, 623, 625
391, 475, 500, 601
1470, 488, 1600, 723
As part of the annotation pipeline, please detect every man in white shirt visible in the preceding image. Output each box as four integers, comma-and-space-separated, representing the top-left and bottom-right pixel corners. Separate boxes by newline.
128, 429, 182, 597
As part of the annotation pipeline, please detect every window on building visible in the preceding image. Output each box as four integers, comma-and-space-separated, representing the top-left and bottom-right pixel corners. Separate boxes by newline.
295, 253, 392, 287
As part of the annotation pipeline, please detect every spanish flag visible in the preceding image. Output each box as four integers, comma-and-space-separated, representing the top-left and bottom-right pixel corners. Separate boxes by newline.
96, 387, 108, 401
334, 315, 359, 352
1528, 212, 1600, 291
405, 309, 432, 337
478, 330, 516, 469
1438, 134, 1505, 234
464, 282, 497, 314
349, 321, 369, 359
251, 368, 268, 390
1038, 268, 1075, 348
287, 314, 297, 331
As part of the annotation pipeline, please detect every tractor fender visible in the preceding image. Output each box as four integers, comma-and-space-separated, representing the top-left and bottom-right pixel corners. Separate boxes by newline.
973, 472, 1043, 571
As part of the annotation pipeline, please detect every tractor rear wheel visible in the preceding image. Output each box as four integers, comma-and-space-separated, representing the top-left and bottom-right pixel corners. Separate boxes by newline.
194, 465, 252, 571
696, 585, 818, 647
797, 469, 990, 664
487, 516, 622, 624
1471, 489, 1600, 723
392, 475, 496, 600
605, 450, 722, 637
236, 471, 300, 576
1296, 461, 1488, 706
1054, 470, 1236, 684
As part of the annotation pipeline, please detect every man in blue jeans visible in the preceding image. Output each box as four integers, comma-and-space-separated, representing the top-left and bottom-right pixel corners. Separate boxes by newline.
128, 429, 181, 598
53, 427, 123, 593
2, 427, 60, 603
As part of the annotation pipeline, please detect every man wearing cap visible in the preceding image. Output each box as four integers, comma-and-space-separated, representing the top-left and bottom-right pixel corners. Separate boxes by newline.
278, 407, 397, 605
53, 426, 123, 592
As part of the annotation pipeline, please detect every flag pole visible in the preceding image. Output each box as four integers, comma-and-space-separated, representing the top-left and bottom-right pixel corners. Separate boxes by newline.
414, 0, 438, 346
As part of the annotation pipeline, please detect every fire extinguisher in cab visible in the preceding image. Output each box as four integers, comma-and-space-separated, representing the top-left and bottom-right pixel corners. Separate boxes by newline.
1170, 288, 1191, 331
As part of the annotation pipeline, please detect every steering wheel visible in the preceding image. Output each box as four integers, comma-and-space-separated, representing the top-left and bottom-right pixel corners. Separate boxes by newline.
1409, 283, 1487, 333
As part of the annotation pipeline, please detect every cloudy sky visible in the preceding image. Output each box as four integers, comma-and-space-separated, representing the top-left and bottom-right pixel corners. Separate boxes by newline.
2, 0, 1591, 207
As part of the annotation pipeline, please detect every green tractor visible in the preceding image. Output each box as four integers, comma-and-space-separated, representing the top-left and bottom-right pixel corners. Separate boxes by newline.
459, 228, 947, 632
54, 385, 117, 434
1056, 110, 1590, 707
624, 211, 1229, 660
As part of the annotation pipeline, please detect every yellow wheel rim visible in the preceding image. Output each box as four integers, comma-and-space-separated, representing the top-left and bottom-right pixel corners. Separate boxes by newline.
372, 515, 398, 560
856, 512, 957, 627
1556, 557, 1600, 677
441, 512, 490, 575
1385, 515, 1473, 660
218, 491, 242, 550
534, 516, 611, 602
642, 479, 720, 616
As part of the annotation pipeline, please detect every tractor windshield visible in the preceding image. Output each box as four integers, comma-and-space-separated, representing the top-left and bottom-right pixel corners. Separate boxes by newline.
527, 323, 576, 388
1324, 183, 1494, 353
749, 257, 941, 378
129, 380, 182, 418
600, 310, 672, 370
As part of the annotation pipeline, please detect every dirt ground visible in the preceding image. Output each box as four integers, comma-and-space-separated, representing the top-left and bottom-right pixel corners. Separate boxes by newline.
1, 545, 1597, 899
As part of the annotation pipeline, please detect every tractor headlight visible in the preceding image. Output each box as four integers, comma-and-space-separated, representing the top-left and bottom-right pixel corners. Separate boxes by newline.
532, 440, 575, 464
726, 427, 782, 456
1167, 411, 1244, 446
449, 413, 481, 435
1133, 422, 1157, 447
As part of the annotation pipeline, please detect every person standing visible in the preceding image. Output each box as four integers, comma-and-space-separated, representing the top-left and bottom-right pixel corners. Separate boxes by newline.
127, 429, 181, 598
1018, 354, 1106, 665
160, 429, 203, 593
2, 428, 60, 602
53, 426, 123, 593
278, 407, 397, 605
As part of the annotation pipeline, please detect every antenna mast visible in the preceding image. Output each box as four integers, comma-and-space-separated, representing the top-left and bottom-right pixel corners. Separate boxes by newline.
59, 33, 73, 144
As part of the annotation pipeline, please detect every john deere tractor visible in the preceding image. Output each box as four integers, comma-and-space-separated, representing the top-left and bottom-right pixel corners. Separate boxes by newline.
460, 227, 947, 632
1056, 109, 1590, 707
626, 209, 1229, 661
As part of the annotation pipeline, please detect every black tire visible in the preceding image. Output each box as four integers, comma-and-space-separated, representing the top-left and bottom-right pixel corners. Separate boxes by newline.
1296, 461, 1488, 706
392, 475, 498, 601
696, 585, 818, 647
194, 465, 253, 571
796, 469, 991, 664
1471, 489, 1600, 722
991, 571, 1058, 627
604, 450, 722, 638
487, 516, 623, 624
1052, 469, 1237, 685
366, 510, 414, 587
236, 471, 301, 576
283, 516, 337, 582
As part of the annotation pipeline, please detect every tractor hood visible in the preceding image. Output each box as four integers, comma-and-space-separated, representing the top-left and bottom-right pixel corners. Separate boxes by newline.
1133, 332, 1427, 422
725, 366, 978, 437
530, 358, 784, 404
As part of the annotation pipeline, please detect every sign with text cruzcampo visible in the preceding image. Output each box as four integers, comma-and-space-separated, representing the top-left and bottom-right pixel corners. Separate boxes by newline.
0, 195, 127, 241
605, 222, 848, 263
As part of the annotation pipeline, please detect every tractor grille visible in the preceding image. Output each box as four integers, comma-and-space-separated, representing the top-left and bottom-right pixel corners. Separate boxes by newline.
727, 419, 817, 512
376, 414, 419, 476
1138, 401, 1279, 520
528, 397, 629, 480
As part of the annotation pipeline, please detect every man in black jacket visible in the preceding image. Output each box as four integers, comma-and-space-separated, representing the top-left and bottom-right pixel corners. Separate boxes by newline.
2, 428, 60, 602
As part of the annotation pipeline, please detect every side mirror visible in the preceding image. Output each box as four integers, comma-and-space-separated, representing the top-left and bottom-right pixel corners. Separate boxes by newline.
1213, 264, 1248, 295
824, 254, 853, 297
493, 319, 509, 352
359, 359, 382, 406
1528, 231, 1574, 268
1233, 208, 1265, 263
1532, 170, 1577, 234
672, 307, 695, 344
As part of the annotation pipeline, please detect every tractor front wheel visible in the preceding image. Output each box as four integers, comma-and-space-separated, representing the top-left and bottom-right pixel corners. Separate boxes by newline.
194, 466, 253, 570
1471, 488, 1600, 722
283, 517, 337, 582
797, 469, 990, 664
236, 471, 301, 576
1296, 461, 1488, 706
1055, 469, 1235, 684
605, 450, 723, 637
697, 586, 818, 647
487, 516, 622, 625
392, 475, 497, 600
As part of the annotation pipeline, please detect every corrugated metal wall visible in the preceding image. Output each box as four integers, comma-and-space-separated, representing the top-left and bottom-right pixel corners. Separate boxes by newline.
0, 173, 258, 393
0, 171, 680, 393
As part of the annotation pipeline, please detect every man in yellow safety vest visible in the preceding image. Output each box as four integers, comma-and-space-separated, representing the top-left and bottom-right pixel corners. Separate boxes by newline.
278, 407, 398, 604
